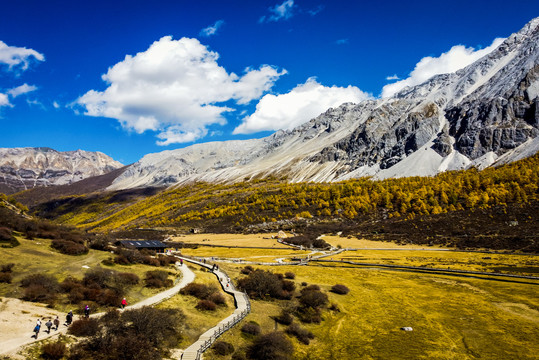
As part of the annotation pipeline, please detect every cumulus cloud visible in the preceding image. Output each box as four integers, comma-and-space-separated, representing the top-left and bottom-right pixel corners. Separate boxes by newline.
385, 74, 399, 81
0, 93, 10, 107
200, 20, 225, 37
53, 101, 60, 109
382, 37, 505, 98
0, 40, 44, 72
233, 78, 371, 134
7, 83, 37, 98
77, 36, 285, 145
259, 0, 295, 23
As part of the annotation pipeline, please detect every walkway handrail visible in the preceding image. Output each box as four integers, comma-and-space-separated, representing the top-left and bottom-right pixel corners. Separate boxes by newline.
178, 256, 251, 360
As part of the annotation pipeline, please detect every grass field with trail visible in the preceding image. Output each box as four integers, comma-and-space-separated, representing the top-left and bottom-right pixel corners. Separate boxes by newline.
0, 237, 181, 312
214, 261, 539, 360
179, 247, 311, 263
172, 233, 285, 247
157, 264, 236, 349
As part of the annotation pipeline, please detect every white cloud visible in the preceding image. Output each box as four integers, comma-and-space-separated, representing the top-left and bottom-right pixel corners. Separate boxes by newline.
200, 20, 225, 37
308, 5, 324, 16
53, 101, 60, 109
77, 36, 285, 145
0, 93, 10, 107
234, 78, 371, 134
385, 74, 399, 81
0, 40, 44, 71
7, 83, 37, 98
382, 37, 505, 98
259, 0, 295, 23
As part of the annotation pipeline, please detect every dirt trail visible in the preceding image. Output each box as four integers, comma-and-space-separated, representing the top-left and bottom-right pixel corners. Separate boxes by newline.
0, 263, 195, 358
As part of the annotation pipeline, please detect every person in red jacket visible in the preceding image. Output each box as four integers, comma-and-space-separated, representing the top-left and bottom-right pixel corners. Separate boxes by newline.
121, 298, 127, 309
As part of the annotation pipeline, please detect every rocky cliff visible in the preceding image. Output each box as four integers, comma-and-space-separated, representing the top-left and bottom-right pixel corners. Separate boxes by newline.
0, 147, 123, 194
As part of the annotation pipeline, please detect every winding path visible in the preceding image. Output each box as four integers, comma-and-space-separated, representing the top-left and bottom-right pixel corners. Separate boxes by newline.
0, 262, 195, 358
177, 257, 250, 360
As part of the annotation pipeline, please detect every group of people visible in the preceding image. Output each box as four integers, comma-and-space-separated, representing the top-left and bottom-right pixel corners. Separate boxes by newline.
33, 316, 60, 339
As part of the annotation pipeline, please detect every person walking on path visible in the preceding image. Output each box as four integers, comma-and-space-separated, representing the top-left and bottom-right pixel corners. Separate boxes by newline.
45, 319, 53, 333
121, 298, 127, 309
180, 258, 183, 266
33, 319, 41, 339
53, 316, 60, 330
84, 305, 90, 318
65, 310, 73, 326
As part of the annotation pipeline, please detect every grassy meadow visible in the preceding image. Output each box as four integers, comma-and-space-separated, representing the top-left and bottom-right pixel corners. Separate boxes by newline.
215, 261, 539, 360
0, 236, 181, 312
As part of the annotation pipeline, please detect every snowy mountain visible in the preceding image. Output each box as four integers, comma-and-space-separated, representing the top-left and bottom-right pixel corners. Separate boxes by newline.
0, 147, 123, 194
108, 17, 539, 191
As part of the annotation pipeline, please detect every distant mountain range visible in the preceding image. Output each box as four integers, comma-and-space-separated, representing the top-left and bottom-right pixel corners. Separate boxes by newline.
0, 147, 123, 194
2, 17, 539, 195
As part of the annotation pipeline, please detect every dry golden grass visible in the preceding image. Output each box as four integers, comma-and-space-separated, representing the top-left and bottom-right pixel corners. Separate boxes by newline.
320, 235, 445, 249
171, 233, 287, 247
179, 246, 310, 263
215, 261, 539, 360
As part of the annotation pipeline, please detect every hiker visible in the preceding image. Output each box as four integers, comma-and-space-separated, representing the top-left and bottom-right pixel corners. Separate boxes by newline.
121, 298, 127, 309
45, 318, 53, 333
33, 323, 41, 338
53, 316, 60, 330
84, 305, 90, 318
211, 264, 216, 271
180, 258, 183, 266
66, 310, 73, 326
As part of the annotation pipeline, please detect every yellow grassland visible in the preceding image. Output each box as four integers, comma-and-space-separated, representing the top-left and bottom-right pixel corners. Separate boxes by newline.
215, 261, 539, 360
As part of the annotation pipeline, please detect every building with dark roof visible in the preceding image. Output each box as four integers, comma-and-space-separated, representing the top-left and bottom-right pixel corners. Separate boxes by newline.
115, 240, 168, 253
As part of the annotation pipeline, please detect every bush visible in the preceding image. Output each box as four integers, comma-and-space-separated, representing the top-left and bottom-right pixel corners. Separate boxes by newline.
1, 263, 14, 273
281, 280, 295, 292
241, 322, 261, 336
20, 274, 59, 303
299, 289, 328, 309
196, 299, 217, 311
274, 310, 293, 325
212, 341, 235, 356
284, 272, 295, 279
68, 318, 100, 337
117, 272, 140, 285
241, 265, 254, 275
51, 239, 88, 255
247, 332, 294, 360
297, 307, 322, 324
0, 272, 12, 284
237, 269, 290, 300
285, 323, 314, 345
330, 284, 350, 295
209, 291, 226, 305
41, 341, 66, 360
144, 270, 171, 288
180, 282, 215, 299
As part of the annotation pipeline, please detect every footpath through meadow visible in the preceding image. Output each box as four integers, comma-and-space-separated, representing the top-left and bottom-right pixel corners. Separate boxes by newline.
0, 262, 195, 358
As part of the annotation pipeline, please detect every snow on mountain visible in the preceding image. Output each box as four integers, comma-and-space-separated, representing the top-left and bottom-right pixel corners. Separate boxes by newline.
0, 147, 123, 194
108, 17, 539, 191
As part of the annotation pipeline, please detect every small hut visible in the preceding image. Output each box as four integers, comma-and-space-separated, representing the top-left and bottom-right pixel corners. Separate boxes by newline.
115, 240, 168, 253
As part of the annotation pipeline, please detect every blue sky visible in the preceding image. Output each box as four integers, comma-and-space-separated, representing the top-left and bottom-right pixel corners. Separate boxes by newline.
0, 0, 537, 164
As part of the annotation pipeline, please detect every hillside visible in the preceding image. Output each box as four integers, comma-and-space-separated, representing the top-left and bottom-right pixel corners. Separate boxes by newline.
104, 17, 539, 191
29, 153, 539, 252
0, 147, 124, 195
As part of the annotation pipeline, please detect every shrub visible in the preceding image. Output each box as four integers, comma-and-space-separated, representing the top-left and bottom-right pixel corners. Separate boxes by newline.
241, 322, 261, 336
68, 318, 100, 337
51, 239, 88, 255
212, 341, 235, 356
180, 283, 217, 300
330, 284, 350, 295
246, 332, 294, 360
301, 284, 320, 292
274, 310, 293, 325
281, 280, 295, 292
297, 307, 322, 324
299, 289, 328, 309
196, 299, 217, 311
241, 265, 254, 275
144, 270, 170, 288
41, 341, 66, 360
284, 272, 295, 279
237, 269, 286, 300
1, 263, 14, 273
117, 272, 140, 285
0, 272, 12, 284
286, 322, 315, 345
209, 291, 226, 305
20, 274, 59, 302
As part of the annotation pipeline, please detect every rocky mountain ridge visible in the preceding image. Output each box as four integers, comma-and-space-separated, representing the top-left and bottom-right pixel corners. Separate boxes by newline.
0, 147, 124, 194
107, 17, 539, 191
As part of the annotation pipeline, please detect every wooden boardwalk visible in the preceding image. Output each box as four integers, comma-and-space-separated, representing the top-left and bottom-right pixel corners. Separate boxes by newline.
178, 257, 250, 360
